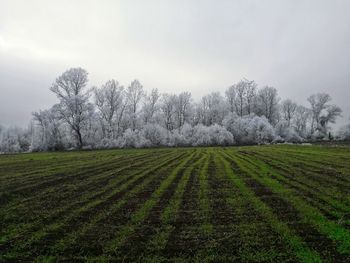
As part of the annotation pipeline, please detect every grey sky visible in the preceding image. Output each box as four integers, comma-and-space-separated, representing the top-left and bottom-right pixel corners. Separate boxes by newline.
1, 0, 349, 128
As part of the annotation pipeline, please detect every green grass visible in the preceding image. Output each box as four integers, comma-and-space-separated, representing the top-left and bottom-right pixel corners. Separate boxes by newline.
1, 145, 350, 262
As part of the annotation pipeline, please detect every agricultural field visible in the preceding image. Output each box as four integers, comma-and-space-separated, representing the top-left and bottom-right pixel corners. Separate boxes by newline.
0, 145, 350, 262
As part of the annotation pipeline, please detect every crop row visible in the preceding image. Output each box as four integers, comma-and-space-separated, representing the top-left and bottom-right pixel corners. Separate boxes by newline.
0, 145, 349, 262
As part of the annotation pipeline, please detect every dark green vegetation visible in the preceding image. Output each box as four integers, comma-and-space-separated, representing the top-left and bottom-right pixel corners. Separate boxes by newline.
1, 145, 350, 262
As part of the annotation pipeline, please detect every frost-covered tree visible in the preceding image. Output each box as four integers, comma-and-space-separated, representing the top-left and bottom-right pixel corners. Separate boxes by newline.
275, 121, 303, 143
5, 66, 347, 152
197, 92, 227, 126
175, 92, 192, 129
126, 80, 144, 131
321, 105, 342, 133
308, 93, 330, 135
337, 119, 350, 141
142, 123, 167, 146
307, 93, 342, 138
191, 124, 212, 146
246, 116, 276, 144
143, 88, 160, 124
161, 94, 177, 131
0, 126, 31, 153
32, 106, 65, 151
191, 124, 233, 146
293, 105, 311, 138
82, 108, 101, 148
223, 113, 248, 144
225, 79, 257, 117
0, 126, 3, 148
223, 114, 275, 144
281, 99, 297, 127
50, 68, 93, 149
245, 81, 258, 115
121, 129, 141, 148
257, 86, 280, 125
225, 85, 236, 114
179, 123, 194, 145
94, 80, 125, 139
208, 124, 234, 146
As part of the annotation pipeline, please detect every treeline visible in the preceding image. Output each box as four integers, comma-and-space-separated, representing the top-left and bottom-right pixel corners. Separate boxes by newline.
0, 67, 348, 153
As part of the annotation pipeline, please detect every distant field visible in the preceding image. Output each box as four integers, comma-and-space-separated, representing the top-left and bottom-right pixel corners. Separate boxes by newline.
1, 145, 350, 262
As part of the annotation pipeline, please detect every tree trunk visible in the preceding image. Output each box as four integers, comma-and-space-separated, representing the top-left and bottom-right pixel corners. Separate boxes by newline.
76, 129, 83, 149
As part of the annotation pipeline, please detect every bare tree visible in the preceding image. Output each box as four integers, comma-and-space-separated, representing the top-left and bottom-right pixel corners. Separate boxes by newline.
50, 68, 92, 149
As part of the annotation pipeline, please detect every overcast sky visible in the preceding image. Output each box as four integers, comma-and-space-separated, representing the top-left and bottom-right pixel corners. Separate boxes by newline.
1, 0, 349, 128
